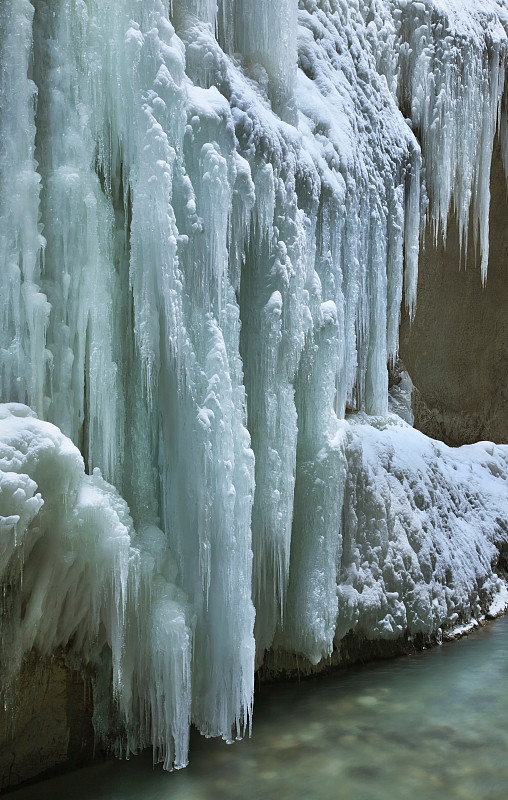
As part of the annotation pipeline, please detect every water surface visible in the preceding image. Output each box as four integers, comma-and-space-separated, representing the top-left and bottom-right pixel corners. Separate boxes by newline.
13, 616, 508, 800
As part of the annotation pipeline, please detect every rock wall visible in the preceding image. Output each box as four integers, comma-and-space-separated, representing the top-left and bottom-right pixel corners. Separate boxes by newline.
400, 139, 508, 446
0, 652, 94, 791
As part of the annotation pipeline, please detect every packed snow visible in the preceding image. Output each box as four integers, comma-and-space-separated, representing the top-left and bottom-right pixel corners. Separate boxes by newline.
1, 0, 508, 772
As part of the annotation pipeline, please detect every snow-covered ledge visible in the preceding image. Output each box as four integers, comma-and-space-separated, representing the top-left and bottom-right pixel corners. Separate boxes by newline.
264, 412, 508, 675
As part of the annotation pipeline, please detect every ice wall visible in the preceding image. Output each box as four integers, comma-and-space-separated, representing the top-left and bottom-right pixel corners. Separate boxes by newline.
2, 0, 508, 773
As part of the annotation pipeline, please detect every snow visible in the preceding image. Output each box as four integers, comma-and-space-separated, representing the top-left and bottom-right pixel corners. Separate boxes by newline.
487, 581, 508, 617
2, 0, 508, 773
337, 417, 508, 642
442, 577, 508, 640
444, 619, 480, 640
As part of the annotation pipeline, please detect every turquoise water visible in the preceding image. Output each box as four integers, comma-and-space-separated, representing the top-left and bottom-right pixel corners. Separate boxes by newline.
12, 616, 508, 800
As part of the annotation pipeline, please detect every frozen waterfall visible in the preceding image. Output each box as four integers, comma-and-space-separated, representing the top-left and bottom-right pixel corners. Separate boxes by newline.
2, 0, 508, 773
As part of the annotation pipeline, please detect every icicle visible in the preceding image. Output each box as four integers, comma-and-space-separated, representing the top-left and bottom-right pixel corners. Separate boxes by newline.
403, 144, 421, 319
233, 0, 298, 120
392, 0, 508, 282
0, 0, 49, 416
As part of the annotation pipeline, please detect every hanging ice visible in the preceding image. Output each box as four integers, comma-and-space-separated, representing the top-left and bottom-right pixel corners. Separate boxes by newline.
0, 403, 193, 769
2, 0, 508, 775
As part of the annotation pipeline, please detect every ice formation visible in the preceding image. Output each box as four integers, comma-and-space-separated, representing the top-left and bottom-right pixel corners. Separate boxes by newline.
2, 0, 508, 772
0, 403, 193, 768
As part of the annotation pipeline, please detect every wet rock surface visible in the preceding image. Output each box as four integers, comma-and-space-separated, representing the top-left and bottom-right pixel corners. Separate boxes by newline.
0, 652, 94, 791
400, 139, 508, 446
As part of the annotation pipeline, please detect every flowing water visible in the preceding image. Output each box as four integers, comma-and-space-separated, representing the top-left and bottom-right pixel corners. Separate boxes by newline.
12, 616, 508, 800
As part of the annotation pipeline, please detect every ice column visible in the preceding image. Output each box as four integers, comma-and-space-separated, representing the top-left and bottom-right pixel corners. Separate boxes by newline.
0, 0, 49, 416
233, 0, 298, 120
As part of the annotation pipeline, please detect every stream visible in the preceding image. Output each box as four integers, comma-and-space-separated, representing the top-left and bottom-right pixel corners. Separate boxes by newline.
12, 615, 508, 800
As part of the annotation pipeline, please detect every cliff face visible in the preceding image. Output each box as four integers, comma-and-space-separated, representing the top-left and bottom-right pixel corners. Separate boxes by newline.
0, 653, 93, 791
400, 139, 508, 446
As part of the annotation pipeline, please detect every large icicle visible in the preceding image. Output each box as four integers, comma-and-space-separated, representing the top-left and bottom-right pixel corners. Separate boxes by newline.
0, 0, 49, 416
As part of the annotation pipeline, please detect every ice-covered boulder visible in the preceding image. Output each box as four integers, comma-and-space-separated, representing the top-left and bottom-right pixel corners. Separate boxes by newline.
0, 403, 193, 773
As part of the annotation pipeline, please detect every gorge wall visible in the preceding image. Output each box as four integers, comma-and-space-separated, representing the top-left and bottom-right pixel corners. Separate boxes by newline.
400, 138, 508, 446
0, 653, 93, 792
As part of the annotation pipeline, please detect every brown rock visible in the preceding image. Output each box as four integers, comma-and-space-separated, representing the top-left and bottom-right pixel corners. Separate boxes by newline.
0, 651, 94, 791
400, 138, 508, 446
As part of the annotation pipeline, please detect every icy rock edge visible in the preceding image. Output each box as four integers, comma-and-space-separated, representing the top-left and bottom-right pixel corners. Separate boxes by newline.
0, 404, 193, 771
1, 0, 508, 776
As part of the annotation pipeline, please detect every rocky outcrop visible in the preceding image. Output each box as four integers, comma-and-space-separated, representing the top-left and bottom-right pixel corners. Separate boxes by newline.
0, 652, 94, 791
400, 139, 508, 446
